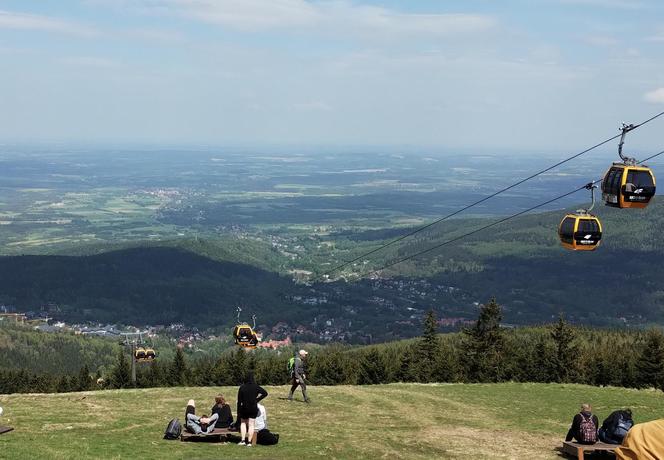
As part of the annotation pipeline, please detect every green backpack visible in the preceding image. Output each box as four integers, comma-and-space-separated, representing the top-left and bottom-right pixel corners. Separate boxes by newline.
287, 357, 296, 375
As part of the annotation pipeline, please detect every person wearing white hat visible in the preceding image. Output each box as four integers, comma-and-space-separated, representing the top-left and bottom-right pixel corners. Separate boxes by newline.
287, 349, 310, 403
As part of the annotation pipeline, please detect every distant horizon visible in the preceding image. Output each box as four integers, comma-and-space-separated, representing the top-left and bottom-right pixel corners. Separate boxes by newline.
0, 138, 657, 159
1, 1, 663, 150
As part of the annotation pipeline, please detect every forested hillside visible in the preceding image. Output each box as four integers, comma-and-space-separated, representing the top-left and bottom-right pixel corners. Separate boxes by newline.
1, 200, 663, 331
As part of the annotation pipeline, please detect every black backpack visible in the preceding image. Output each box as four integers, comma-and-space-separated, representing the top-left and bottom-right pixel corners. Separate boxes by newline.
164, 418, 182, 440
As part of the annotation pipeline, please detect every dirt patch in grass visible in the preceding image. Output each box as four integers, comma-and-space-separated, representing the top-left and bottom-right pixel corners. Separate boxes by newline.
42, 422, 103, 431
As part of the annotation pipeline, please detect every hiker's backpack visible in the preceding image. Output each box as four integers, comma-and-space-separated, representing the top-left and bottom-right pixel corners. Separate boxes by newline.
287, 357, 296, 375
578, 414, 597, 444
612, 413, 633, 440
164, 418, 182, 440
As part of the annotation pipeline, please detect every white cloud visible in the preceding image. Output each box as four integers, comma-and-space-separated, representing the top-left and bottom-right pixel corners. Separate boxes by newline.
97, 0, 495, 37
557, 0, 644, 9
321, 3, 495, 38
0, 10, 99, 37
644, 88, 664, 104
645, 27, 664, 42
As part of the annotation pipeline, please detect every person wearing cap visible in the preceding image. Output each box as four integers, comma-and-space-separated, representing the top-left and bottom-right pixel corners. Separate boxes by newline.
287, 349, 310, 403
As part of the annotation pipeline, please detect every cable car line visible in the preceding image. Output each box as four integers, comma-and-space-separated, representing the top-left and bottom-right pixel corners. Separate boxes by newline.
357, 147, 664, 278
321, 110, 664, 278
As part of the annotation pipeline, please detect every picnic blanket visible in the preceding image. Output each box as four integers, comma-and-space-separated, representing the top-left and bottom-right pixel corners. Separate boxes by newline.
615, 418, 664, 460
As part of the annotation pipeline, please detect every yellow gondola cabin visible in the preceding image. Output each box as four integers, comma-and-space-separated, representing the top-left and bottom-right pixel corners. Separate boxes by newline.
601, 163, 656, 209
558, 214, 602, 251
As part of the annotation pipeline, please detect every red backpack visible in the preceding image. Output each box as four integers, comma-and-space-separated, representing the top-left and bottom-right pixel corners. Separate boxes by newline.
579, 414, 597, 444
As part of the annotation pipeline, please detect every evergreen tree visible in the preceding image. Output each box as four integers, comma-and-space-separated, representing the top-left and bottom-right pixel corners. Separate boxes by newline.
358, 348, 387, 385
57, 374, 72, 393
636, 329, 664, 390
146, 361, 167, 388
77, 364, 92, 391
417, 310, 440, 382
395, 344, 418, 383
550, 314, 578, 383
462, 297, 505, 382
213, 354, 233, 386
230, 348, 248, 385
191, 357, 215, 387
530, 336, 556, 383
311, 346, 350, 385
111, 350, 131, 389
169, 347, 189, 386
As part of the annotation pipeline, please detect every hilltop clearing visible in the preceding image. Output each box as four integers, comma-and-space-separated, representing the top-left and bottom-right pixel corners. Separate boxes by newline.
1, 383, 663, 459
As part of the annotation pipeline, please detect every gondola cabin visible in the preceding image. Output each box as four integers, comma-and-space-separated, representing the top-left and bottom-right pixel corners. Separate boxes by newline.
145, 348, 156, 360
233, 324, 258, 348
135, 347, 146, 360
601, 164, 656, 209
558, 214, 602, 251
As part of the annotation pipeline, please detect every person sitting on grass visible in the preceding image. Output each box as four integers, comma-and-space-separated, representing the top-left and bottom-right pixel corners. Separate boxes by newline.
254, 402, 279, 445
565, 403, 599, 444
236, 371, 268, 447
211, 394, 234, 429
185, 399, 218, 435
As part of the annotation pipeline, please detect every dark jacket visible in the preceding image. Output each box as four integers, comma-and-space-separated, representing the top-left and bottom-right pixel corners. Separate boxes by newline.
237, 383, 268, 419
211, 403, 233, 428
598, 410, 633, 444
293, 357, 306, 381
565, 413, 599, 443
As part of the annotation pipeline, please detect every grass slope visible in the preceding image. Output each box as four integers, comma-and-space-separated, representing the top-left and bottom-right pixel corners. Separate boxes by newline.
1, 383, 663, 459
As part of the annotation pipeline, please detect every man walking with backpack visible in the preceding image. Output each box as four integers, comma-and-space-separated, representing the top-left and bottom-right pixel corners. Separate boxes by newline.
566, 403, 599, 444
287, 349, 310, 403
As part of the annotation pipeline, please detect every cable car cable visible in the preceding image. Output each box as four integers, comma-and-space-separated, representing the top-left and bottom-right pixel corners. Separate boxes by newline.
360, 148, 664, 277
321, 110, 664, 278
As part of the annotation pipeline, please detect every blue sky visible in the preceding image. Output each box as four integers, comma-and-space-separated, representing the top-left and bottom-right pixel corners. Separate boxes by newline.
1, 0, 663, 151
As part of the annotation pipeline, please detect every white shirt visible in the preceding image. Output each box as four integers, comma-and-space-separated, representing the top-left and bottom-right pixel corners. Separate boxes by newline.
255, 403, 267, 431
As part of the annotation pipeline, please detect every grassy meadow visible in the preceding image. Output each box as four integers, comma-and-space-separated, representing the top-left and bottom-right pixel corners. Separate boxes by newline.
1, 383, 663, 459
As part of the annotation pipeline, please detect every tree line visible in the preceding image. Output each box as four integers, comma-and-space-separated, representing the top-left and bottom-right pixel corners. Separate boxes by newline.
1, 298, 663, 394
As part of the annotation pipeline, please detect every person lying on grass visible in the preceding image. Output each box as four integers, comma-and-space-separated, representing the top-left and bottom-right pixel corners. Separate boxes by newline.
185, 399, 218, 435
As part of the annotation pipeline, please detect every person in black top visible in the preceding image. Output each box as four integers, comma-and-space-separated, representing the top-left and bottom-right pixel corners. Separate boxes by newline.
565, 403, 599, 444
211, 394, 234, 429
598, 409, 633, 444
236, 371, 268, 447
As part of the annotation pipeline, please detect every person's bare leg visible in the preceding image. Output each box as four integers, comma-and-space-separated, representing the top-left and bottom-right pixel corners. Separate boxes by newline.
239, 419, 248, 444
247, 418, 255, 446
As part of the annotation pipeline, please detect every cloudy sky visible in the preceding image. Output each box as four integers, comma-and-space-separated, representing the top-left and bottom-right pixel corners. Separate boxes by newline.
1, 0, 663, 151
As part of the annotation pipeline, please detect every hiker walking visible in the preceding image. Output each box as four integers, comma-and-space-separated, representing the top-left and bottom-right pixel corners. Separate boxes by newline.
287, 349, 310, 403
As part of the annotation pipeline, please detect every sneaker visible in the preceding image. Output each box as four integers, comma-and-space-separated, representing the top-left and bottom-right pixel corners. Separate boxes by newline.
246, 443, 252, 447
238, 441, 246, 446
